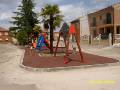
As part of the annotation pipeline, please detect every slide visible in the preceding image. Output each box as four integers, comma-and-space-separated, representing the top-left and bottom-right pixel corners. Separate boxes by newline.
36, 34, 50, 50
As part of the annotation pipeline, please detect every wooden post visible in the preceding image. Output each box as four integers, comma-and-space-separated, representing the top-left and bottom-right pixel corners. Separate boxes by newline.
54, 32, 68, 57
65, 34, 70, 57
74, 33, 84, 62
54, 33, 61, 56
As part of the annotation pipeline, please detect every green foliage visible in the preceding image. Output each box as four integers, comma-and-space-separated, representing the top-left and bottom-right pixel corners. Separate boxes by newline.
40, 4, 63, 53
9, 27, 18, 37
41, 4, 60, 17
40, 4, 63, 30
10, 0, 38, 45
16, 30, 28, 45
33, 25, 42, 33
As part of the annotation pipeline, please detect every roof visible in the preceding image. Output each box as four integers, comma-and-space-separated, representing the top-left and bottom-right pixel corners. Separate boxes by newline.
88, 2, 120, 16
112, 2, 120, 7
88, 6, 112, 16
71, 18, 80, 23
0, 27, 9, 32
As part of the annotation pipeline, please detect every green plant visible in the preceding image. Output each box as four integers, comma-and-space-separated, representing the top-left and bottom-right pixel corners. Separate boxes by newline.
16, 30, 28, 45
40, 4, 63, 53
10, 0, 38, 45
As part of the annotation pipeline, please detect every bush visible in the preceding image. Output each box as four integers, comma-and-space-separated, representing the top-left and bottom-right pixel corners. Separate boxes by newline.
16, 30, 28, 45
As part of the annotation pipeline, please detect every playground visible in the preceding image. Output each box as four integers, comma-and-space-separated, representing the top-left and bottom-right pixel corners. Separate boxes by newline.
0, 43, 120, 90
22, 47, 118, 68
21, 23, 119, 69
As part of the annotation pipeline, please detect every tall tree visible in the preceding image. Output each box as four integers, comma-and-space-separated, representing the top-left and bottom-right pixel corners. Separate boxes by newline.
40, 4, 63, 53
10, 0, 38, 45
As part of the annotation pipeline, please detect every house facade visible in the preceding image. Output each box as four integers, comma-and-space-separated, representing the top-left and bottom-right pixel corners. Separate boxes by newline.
71, 19, 80, 43
0, 27, 11, 43
71, 16, 90, 42
80, 16, 90, 37
88, 3, 120, 43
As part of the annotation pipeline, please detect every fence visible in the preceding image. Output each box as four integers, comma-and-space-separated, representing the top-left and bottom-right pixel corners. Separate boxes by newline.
77, 33, 120, 47
80, 34, 109, 47
115, 34, 120, 44
80, 35, 90, 45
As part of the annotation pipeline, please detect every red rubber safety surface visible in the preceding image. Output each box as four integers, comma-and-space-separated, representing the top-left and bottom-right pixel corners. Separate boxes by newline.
22, 48, 119, 68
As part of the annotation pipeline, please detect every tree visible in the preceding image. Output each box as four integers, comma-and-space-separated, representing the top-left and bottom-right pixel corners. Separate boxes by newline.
16, 30, 28, 45
10, 0, 38, 45
33, 25, 42, 34
40, 4, 63, 53
33, 25, 42, 39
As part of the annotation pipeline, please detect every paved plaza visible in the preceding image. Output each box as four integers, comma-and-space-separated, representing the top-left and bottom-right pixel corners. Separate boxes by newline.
0, 43, 120, 90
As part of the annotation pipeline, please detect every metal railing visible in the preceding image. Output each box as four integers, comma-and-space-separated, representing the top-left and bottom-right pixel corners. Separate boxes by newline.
115, 34, 120, 40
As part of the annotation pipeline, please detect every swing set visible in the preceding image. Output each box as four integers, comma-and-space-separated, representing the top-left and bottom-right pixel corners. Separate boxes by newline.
54, 23, 84, 64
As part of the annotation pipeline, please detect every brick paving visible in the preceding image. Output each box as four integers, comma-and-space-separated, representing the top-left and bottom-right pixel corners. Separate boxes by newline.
22, 48, 119, 68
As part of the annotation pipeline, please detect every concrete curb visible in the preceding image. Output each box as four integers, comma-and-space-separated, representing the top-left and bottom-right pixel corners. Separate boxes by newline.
19, 50, 120, 72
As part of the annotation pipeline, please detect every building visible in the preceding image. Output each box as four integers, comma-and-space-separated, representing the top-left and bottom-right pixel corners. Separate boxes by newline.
71, 16, 90, 42
0, 27, 11, 43
80, 16, 90, 37
71, 19, 80, 43
53, 32, 59, 41
88, 3, 120, 43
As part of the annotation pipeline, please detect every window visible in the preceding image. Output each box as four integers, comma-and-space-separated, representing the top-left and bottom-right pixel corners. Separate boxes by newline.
117, 26, 120, 34
92, 17, 96, 26
0, 38, 2, 41
5, 38, 8, 41
106, 27, 111, 34
0, 32, 2, 36
93, 28, 97, 37
5, 32, 8, 35
100, 16, 102, 20
106, 13, 112, 24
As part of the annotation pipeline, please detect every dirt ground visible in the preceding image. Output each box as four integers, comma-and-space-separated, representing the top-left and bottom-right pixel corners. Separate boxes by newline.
0, 43, 120, 90
22, 48, 118, 68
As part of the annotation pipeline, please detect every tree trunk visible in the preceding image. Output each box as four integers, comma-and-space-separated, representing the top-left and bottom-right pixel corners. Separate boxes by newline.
50, 15, 54, 54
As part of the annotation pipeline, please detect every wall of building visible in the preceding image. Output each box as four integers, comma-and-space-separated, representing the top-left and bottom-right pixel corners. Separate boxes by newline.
80, 16, 90, 36
113, 4, 120, 25
0, 31, 12, 42
88, 6, 114, 37
88, 6, 114, 27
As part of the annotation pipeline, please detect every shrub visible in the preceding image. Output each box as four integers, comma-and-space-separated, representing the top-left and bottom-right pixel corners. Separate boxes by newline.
16, 30, 28, 45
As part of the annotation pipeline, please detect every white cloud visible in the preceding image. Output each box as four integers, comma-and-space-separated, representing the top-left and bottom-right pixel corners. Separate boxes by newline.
0, 1, 87, 28
0, 0, 16, 4
50, 0, 61, 3
0, 12, 14, 20
0, 0, 118, 28
60, 2, 86, 22
94, 0, 109, 3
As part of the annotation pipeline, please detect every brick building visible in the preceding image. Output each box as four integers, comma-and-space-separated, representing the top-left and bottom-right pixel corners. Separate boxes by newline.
88, 3, 120, 43
0, 27, 11, 43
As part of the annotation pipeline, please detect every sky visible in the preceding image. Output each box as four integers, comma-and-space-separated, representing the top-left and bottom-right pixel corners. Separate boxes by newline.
0, 0, 120, 29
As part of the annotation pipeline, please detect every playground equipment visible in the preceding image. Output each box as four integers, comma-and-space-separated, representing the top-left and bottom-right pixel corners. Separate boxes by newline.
54, 23, 84, 64
54, 22, 69, 56
64, 24, 84, 64
36, 33, 50, 50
